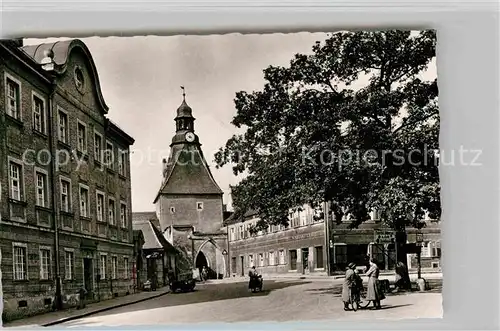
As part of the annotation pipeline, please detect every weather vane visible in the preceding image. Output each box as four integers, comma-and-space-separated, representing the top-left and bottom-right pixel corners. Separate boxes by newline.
180, 86, 186, 101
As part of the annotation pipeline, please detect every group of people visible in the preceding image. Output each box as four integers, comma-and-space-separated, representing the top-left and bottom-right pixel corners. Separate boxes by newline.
342, 257, 386, 310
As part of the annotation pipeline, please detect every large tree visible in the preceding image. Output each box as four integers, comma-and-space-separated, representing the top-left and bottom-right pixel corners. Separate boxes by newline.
215, 30, 439, 269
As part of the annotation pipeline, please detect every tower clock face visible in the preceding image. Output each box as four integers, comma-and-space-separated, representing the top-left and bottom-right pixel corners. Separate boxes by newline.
185, 132, 195, 142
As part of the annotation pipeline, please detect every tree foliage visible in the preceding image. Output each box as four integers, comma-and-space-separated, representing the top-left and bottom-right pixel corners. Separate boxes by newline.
215, 30, 439, 231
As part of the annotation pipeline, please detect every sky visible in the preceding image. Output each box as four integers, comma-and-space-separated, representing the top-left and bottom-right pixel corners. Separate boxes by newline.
24, 32, 436, 213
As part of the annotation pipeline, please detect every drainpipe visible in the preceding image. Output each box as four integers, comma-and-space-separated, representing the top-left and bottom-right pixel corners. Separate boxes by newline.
48, 81, 63, 310
42, 50, 62, 310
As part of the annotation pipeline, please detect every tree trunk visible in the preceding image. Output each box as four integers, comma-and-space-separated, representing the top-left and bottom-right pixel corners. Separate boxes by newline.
395, 231, 412, 290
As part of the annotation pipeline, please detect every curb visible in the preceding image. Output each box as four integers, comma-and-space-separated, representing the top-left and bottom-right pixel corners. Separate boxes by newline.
41, 290, 170, 327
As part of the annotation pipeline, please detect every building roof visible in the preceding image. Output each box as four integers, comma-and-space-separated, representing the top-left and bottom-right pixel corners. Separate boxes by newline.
175, 100, 194, 119
132, 212, 177, 252
223, 208, 259, 226
154, 144, 224, 202
21, 39, 109, 114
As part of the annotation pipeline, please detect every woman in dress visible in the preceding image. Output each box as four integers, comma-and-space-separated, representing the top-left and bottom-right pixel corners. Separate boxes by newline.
341, 262, 357, 311
365, 258, 385, 309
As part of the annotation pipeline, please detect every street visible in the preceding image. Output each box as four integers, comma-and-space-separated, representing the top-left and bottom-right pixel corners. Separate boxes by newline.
60, 279, 442, 327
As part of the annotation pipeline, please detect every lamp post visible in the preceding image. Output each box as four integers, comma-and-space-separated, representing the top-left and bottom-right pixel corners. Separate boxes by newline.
416, 231, 424, 279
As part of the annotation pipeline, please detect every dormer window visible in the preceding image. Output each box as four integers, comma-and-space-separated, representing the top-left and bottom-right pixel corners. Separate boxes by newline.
196, 202, 203, 211
170, 207, 175, 214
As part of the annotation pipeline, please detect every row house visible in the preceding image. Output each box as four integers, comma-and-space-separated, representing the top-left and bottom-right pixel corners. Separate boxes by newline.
0, 39, 135, 322
224, 203, 441, 277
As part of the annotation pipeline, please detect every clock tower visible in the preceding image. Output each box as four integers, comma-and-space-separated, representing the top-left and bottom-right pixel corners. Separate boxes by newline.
154, 90, 228, 279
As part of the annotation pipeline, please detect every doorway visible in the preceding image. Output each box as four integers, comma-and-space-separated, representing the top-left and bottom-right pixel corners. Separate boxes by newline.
301, 248, 309, 274
83, 258, 93, 293
240, 256, 244, 276
195, 251, 209, 279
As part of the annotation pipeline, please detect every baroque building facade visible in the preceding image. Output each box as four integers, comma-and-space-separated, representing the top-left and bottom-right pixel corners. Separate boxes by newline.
225, 204, 441, 277
0, 39, 135, 322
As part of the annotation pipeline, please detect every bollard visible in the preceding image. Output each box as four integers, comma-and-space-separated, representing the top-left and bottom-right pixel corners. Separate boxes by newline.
416, 278, 427, 292
78, 287, 87, 309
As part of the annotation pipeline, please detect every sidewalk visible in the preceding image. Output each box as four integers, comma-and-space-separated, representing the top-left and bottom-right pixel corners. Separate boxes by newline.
3, 287, 170, 328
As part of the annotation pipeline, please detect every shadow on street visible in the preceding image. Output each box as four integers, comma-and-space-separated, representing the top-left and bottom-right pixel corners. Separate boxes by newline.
62, 280, 310, 325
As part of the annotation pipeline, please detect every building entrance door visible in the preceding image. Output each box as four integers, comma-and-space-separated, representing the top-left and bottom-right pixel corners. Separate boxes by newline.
83, 258, 93, 293
301, 248, 309, 274
240, 256, 244, 276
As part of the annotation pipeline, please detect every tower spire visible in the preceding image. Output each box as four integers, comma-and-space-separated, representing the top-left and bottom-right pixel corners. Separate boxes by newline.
180, 85, 186, 101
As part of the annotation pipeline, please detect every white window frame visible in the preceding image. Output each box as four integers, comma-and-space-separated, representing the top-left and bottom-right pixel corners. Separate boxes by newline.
13, 242, 28, 281
8, 157, 24, 201
32, 91, 47, 134
77, 120, 88, 153
108, 197, 116, 225
59, 176, 72, 213
57, 106, 69, 144
278, 250, 286, 265
248, 254, 254, 268
118, 148, 126, 176
268, 251, 275, 266
34, 167, 49, 208
259, 253, 264, 267
94, 131, 103, 163
230, 227, 235, 241
79, 183, 90, 218
111, 255, 118, 280
196, 202, 204, 211
39, 246, 51, 280
96, 190, 106, 222
100, 253, 107, 280
105, 140, 114, 169
4, 72, 22, 120
123, 256, 129, 279
120, 201, 127, 228
64, 248, 75, 280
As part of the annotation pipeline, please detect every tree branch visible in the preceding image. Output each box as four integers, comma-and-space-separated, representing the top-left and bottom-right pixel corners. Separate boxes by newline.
393, 111, 438, 134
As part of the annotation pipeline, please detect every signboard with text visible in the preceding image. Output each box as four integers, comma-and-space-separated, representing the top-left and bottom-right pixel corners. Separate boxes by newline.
374, 231, 395, 244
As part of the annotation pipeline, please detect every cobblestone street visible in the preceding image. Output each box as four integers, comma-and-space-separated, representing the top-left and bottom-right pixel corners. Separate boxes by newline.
59, 279, 442, 327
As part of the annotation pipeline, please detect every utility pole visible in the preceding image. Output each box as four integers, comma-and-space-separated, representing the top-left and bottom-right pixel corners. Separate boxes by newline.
324, 201, 332, 276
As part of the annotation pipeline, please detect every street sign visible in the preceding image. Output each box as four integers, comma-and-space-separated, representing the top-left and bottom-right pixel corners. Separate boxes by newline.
222, 249, 228, 255
374, 231, 395, 244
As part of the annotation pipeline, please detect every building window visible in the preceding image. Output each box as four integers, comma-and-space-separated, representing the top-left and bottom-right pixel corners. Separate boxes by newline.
315, 246, 324, 269
105, 141, 114, 169
9, 161, 23, 201
118, 149, 126, 176
258, 253, 264, 267
289, 250, 297, 270
239, 225, 244, 240
422, 241, 430, 257
334, 244, 348, 266
94, 133, 103, 163
39, 248, 50, 280
77, 122, 87, 153
230, 227, 235, 241
108, 199, 116, 225
60, 179, 71, 213
123, 257, 129, 279
170, 207, 175, 214
248, 254, 254, 268
96, 192, 105, 222
279, 250, 285, 265
32, 94, 46, 134
6, 76, 21, 119
65, 250, 74, 280
196, 202, 204, 210
79, 185, 89, 217
111, 256, 118, 279
120, 203, 127, 228
100, 255, 107, 280
299, 210, 307, 226
268, 251, 275, 266
35, 171, 48, 207
58, 109, 69, 143
13, 244, 27, 280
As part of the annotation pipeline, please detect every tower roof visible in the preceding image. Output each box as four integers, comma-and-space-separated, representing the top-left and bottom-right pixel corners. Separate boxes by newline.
175, 100, 194, 119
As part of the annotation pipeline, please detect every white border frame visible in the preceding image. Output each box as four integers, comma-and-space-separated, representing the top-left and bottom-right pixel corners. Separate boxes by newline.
38, 245, 52, 280
12, 242, 28, 281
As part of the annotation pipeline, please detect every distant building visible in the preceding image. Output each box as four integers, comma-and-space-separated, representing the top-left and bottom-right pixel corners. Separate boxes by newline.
224, 204, 441, 277
0, 39, 135, 322
140, 96, 228, 279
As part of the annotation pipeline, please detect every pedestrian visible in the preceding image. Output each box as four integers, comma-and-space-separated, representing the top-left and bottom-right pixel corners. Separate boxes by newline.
341, 262, 357, 311
365, 258, 385, 309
